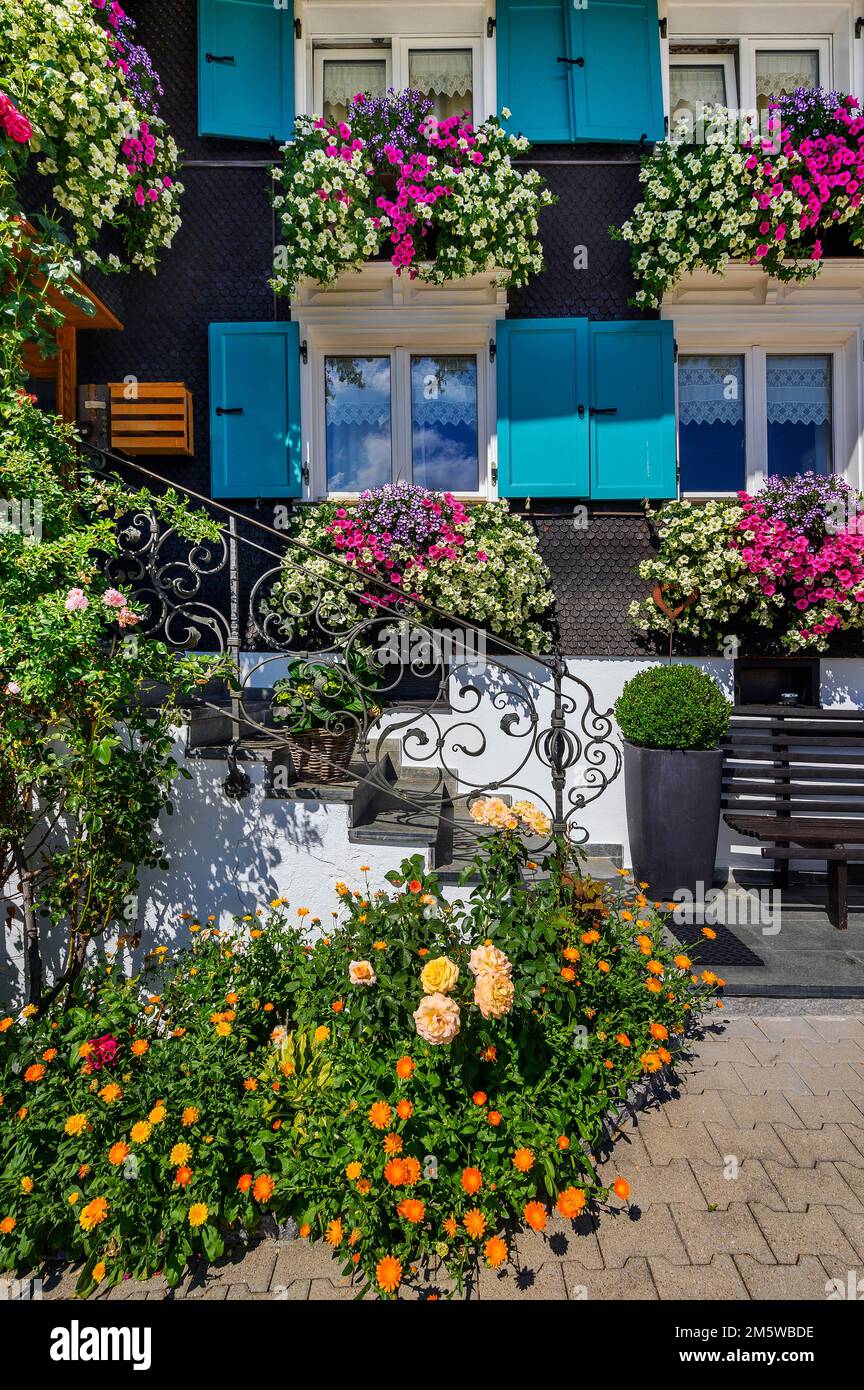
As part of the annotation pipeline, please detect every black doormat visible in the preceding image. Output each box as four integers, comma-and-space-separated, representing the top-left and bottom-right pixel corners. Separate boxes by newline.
669, 920, 765, 968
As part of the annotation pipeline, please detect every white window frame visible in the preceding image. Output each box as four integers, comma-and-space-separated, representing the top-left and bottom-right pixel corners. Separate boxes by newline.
674, 334, 857, 498
312, 45, 393, 118
668, 50, 739, 112
299, 3, 493, 122
739, 35, 832, 110
665, 28, 837, 122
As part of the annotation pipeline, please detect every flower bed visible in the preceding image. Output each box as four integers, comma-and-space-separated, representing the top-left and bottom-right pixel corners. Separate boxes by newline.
266, 484, 554, 654
1, 0, 182, 274
630, 472, 864, 652
0, 814, 722, 1298
270, 89, 553, 291
614, 88, 864, 308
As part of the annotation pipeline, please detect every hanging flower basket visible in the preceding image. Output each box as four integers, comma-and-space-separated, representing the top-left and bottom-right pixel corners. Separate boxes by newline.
270, 88, 554, 292
282, 727, 357, 783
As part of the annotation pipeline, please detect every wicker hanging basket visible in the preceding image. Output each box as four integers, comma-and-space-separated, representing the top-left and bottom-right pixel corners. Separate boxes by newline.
282, 727, 357, 783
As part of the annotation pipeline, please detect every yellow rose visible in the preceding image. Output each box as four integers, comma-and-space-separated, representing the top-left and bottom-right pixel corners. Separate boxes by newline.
413, 993, 461, 1046
474, 971, 515, 1020
468, 944, 512, 979
348, 959, 377, 986
419, 955, 460, 995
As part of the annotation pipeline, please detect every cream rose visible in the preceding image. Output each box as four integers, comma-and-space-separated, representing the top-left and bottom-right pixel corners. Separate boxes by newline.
474, 971, 515, 1020
419, 954, 460, 995
348, 959, 377, 986
468, 944, 512, 978
413, 992, 461, 1045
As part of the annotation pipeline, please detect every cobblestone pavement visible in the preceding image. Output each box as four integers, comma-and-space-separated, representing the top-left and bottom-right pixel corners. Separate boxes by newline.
35, 1010, 864, 1301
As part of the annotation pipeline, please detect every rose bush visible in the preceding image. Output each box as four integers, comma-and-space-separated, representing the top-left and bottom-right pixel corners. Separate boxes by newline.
0, 808, 722, 1298
271, 89, 553, 291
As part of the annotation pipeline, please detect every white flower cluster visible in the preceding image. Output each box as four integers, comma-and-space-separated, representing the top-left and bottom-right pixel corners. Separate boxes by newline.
2, 0, 183, 275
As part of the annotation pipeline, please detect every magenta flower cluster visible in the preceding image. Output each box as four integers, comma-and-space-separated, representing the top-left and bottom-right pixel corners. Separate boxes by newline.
313, 89, 484, 276
745, 91, 864, 267
86, 1034, 120, 1071
326, 484, 485, 606
90, 0, 164, 114
0, 91, 32, 144
733, 474, 864, 642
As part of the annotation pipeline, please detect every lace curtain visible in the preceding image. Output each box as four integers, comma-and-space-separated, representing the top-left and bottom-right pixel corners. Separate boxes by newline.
766, 354, 831, 425
669, 64, 728, 109
755, 50, 820, 99
408, 50, 473, 97
678, 356, 745, 426
323, 59, 387, 108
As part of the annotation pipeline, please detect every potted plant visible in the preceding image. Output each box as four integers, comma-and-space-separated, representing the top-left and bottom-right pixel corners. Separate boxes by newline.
614, 664, 731, 897
271, 648, 382, 783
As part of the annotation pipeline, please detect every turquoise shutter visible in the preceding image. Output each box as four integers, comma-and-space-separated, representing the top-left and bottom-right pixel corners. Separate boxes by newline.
569, 0, 664, 142
209, 322, 302, 499
198, 0, 294, 141
587, 321, 676, 500
496, 0, 574, 143
496, 319, 589, 497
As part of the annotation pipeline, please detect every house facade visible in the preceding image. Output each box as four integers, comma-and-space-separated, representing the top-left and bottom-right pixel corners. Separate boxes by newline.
46, 0, 864, 925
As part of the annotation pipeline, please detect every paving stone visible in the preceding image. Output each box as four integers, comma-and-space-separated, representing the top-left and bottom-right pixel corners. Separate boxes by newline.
828, 1206, 864, 1260
806, 1017, 864, 1045
685, 1061, 751, 1094
225, 1284, 272, 1300
763, 1161, 863, 1213
772, 1123, 864, 1168
477, 1262, 568, 1300
801, 1037, 864, 1067
754, 1017, 826, 1042
689, 1038, 764, 1065
650, 1254, 750, 1300
710, 1017, 767, 1040
601, 1122, 654, 1167
188, 1242, 278, 1294
689, 1158, 787, 1212
271, 1240, 340, 1285
563, 1257, 658, 1300
307, 1278, 362, 1301
186, 1284, 228, 1300
734, 1255, 834, 1300
733, 1063, 814, 1096
705, 1123, 797, 1165
659, 1092, 737, 1129
786, 1092, 864, 1129
744, 1039, 826, 1067
639, 1118, 724, 1167
831, 1163, 864, 1207
673, 1205, 776, 1265
595, 1158, 706, 1209
515, 1213, 603, 1270
839, 1124, 864, 1161
595, 1203, 689, 1268
750, 1203, 859, 1264
722, 1092, 806, 1130
793, 1064, 864, 1096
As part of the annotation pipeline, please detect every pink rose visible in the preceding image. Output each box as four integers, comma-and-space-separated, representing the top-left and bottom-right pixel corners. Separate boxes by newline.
102, 588, 127, 608
413, 992, 460, 1045
64, 588, 89, 612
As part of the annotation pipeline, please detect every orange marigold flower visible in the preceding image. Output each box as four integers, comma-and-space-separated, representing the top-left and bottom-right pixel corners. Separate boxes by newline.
331, 1000, 344, 1013
701, 926, 717, 940
615, 1032, 631, 1047
299, 1223, 311, 1238
345, 1161, 362, 1181
658, 1046, 672, 1064
641, 1051, 662, 1073
463, 1208, 487, 1239
356, 1178, 371, 1195
512, 1147, 534, 1173
0, 1217, 16, 1234
243, 1078, 258, 1092
188, 1202, 209, 1228
181, 1106, 199, 1126
649, 1022, 668, 1041
557, 1135, 570, 1150
80, 1197, 109, 1232
383, 1158, 407, 1187
383, 1132, 403, 1156
597, 960, 611, 973
443, 1215, 458, 1238
472, 1090, 487, 1106
523, 1201, 547, 1232
148, 1103, 166, 1125
325, 1218, 344, 1247
487, 1110, 502, 1127
395, 1099, 413, 1120
461, 1166, 483, 1195
108, 1141, 130, 1166
674, 954, 691, 970
408, 879, 422, 893
237, 1173, 253, 1193
581, 930, 600, 945
395, 1055, 415, 1079
557, 1187, 587, 1219
92, 1261, 106, 1284
401, 1156, 420, 1185
130, 1121, 151, 1144
253, 1174, 274, 1203
130, 1039, 149, 1056
397, 1198, 425, 1223
368, 1101, 391, 1130
612, 1177, 631, 1201
99, 1083, 122, 1103
484, 1235, 508, 1269
376, 1255, 402, 1293
42, 1048, 57, 1062
646, 978, 662, 994
170, 1142, 192, 1166
635, 934, 652, 954
562, 947, 580, 962
64, 1113, 87, 1136
560, 966, 576, 982
24, 1064, 45, 1083
480, 1045, 497, 1062
174, 1165, 193, 1188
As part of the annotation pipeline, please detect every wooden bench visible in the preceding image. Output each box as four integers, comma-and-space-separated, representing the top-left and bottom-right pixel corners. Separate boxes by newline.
722, 704, 864, 931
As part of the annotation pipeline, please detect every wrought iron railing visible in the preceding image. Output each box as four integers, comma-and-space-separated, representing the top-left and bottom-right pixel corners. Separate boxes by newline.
82, 443, 622, 853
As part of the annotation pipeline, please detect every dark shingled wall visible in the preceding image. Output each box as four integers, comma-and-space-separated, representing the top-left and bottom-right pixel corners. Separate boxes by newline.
72, 0, 660, 655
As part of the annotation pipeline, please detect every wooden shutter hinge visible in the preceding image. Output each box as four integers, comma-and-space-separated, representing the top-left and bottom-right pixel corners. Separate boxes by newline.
659, 17, 667, 38
856, 16, 864, 37
491, 462, 498, 486
294, 17, 302, 39
300, 339, 308, 364
487, 17, 496, 38
488, 338, 496, 362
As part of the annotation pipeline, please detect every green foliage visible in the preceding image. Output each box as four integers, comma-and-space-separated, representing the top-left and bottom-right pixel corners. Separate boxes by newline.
272, 648, 382, 734
0, 832, 721, 1298
0, 390, 227, 1006
615, 664, 731, 750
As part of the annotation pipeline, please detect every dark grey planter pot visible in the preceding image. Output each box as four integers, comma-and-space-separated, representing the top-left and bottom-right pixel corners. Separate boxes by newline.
622, 741, 723, 898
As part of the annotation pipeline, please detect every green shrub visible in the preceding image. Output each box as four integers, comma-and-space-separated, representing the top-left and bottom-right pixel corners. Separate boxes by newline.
615, 664, 731, 750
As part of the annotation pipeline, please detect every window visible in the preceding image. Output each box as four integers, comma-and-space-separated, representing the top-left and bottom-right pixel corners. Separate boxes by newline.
666, 34, 832, 117
309, 36, 482, 124
321, 348, 482, 495
669, 52, 737, 123
678, 349, 836, 495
